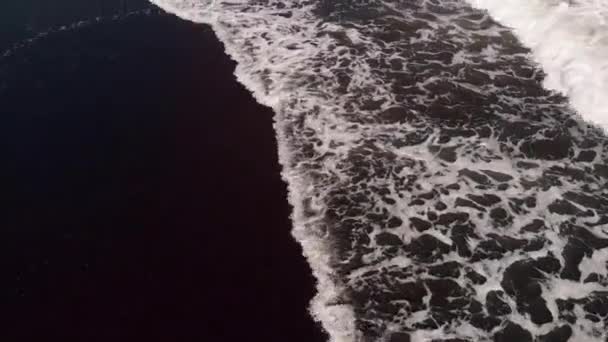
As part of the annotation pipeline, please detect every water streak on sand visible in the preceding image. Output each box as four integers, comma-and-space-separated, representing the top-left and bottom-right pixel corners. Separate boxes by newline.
0, 8, 154, 59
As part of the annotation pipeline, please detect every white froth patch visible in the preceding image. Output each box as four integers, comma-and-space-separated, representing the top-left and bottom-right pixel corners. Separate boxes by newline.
288, 170, 359, 342
147, 0, 216, 22
579, 248, 608, 281
466, 0, 608, 130
297, 222, 359, 342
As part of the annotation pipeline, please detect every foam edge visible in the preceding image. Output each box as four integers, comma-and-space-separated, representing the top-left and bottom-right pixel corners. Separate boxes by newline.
148, 1, 359, 341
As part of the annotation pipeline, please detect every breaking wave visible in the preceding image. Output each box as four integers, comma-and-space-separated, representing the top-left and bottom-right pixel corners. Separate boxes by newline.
466, 0, 608, 130
147, 0, 608, 341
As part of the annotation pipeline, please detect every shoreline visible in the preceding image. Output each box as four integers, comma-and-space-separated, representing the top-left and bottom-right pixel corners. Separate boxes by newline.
1, 12, 326, 342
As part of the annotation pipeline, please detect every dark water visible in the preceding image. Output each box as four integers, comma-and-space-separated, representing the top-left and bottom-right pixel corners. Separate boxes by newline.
0, 11, 325, 342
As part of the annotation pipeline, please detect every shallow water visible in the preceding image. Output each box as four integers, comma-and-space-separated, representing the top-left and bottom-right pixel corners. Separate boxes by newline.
148, 0, 608, 341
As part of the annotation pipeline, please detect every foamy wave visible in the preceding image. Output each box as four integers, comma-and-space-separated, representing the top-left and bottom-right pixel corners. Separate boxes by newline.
466, 0, 608, 130
148, 1, 608, 341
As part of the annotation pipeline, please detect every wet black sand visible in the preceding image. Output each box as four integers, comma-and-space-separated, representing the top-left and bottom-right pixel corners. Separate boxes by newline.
0, 0, 150, 50
0, 12, 325, 342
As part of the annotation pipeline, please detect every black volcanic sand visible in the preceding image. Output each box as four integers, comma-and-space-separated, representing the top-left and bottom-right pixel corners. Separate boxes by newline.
0, 0, 151, 51
0, 12, 326, 342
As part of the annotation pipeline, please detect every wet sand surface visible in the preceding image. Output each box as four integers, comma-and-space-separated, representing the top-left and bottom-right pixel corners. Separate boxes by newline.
0, 12, 325, 342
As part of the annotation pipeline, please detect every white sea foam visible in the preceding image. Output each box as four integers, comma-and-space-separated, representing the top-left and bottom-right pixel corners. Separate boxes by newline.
466, 0, 608, 130
146, 1, 608, 341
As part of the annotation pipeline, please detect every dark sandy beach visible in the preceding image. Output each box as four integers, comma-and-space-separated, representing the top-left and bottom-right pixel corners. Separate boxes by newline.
0, 11, 325, 342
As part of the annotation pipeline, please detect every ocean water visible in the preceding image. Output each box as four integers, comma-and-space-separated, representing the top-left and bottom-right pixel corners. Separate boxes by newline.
145, 0, 608, 341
